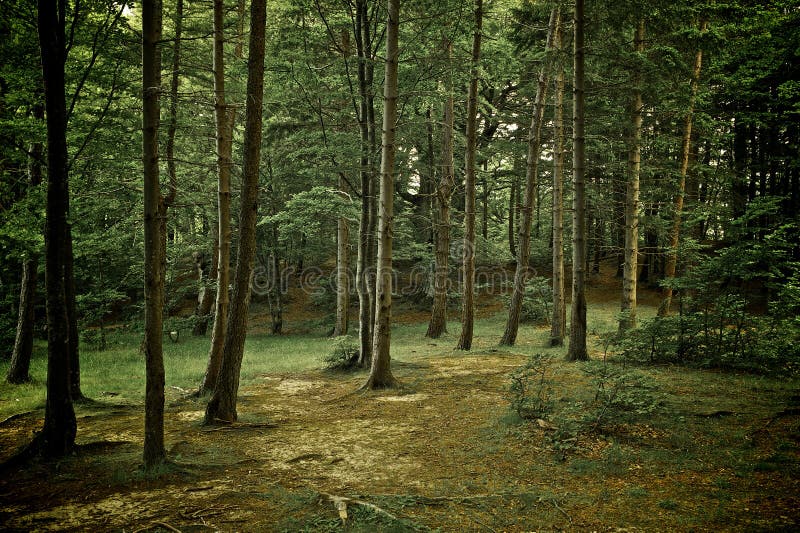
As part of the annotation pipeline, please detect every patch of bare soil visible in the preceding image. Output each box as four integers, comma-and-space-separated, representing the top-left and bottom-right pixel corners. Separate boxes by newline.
1, 352, 799, 532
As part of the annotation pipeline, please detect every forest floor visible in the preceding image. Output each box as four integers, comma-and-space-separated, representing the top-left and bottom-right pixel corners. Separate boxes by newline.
1, 271, 799, 532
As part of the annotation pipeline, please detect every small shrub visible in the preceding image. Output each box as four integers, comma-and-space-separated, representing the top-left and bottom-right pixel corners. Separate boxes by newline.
581, 361, 661, 432
508, 352, 555, 420
501, 276, 552, 324
322, 335, 360, 371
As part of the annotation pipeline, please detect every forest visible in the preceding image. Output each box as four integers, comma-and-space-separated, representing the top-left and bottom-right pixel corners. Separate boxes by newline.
1, 0, 799, 530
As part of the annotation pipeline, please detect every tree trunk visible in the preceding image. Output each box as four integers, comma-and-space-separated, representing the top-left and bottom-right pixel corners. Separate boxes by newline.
456, 0, 483, 351
333, 199, 349, 336
566, 0, 588, 362
426, 41, 455, 339
355, 0, 377, 368
364, 0, 400, 389
620, 20, 645, 331
64, 223, 82, 400
549, 12, 566, 347
204, 0, 267, 423
142, 0, 166, 468
192, 229, 217, 336
501, 7, 558, 346
38, 0, 77, 457
7, 257, 37, 384
7, 119, 44, 385
659, 18, 707, 316
199, 0, 234, 395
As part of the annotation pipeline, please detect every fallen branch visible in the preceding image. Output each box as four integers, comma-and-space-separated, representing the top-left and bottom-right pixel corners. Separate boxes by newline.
319, 492, 399, 523
201, 422, 277, 432
133, 521, 182, 533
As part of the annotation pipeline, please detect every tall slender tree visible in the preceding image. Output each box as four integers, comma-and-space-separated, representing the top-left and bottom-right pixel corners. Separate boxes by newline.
142, 0, 168, 467
660, 17, 707, 316
566, 0, 588, 362
501, 7, 559, 346
198, 0, 233, 396
205, 0, 267, 423
619, 19, 645, 331
426, 39, 455, 339
456, 0, 483, 351
364, 0, 400, 389
38, 0, 77, 456
550, 10, 566, 347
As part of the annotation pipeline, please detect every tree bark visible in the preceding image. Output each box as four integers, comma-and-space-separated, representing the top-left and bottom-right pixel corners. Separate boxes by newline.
64, 223, 82, 400
7, 116, 44, 385
142, 0, 166, 468
364, 0, 400, 389
333, 196, 350, 336
426, 41, 455, 339
199, 0, 234, 395
619, 19, 645, 332
204, 0, 267, 423
501, 7, 558, 346
456, 0, 483, 351
549, 12, 566, 347
659, 18, 707, 316
354, 0, 377, 368
38, 0, 77, 457
566, 0, 588, 362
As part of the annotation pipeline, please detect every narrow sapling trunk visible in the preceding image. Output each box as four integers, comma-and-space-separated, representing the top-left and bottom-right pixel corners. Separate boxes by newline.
204, 0, 267, 423
566, 0, 588, 362
660, 19, 707, 316
426, 40, 455, 339
501, 7, 559, 346
364, 0, 400, 390
7, 122, 43, 385
456, 0, 483, 351
620, 19, 645, 332
550, 12, 566, 347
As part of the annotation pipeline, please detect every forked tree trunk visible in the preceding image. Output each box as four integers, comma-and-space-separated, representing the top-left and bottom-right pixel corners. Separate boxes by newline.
426, 42, 455, 340
620, 20, 645, 332
456, 0, 483, 351
550, 12, 566, 347
142, 0, 166, 468
38, 0, 77, 458
660, 19, 707, 316
199, 0, 233, 395
7, 119, 43, 385
566, 0, 588, 362
204, 0, 267, 423
501, 7, 559, 346
364, 0, 400, 389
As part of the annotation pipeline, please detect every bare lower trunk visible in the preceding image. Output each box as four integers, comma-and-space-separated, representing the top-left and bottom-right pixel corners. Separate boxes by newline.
142, 0, 166, 467
426, 40, 455, 339
501, 7, 558, 346
192, 230, 217, 336
566, 0, 588, 362
660, 19, 707, 316
620, 20, 645, 332
550, 17, 566, 347
456, 0, 483, 351
365, 0, 400, 390
199, 0, 233, 395
7, 258, 37, 384
204, 0, 267, 423
333, 213, 349, 336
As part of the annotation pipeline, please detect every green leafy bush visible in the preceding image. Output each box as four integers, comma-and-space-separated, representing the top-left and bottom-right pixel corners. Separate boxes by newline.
581, 361, 662, 432
322, 335, 360, 371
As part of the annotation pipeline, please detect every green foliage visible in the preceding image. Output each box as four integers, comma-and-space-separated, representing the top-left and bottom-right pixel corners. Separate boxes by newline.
508, 352, 555, 420
501, 276, 551, 324
581, 361, 662, 432
322, 335, 360, 372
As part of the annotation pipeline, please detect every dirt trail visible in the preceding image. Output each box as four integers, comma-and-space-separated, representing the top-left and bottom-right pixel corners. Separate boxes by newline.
2, 348, 798, 531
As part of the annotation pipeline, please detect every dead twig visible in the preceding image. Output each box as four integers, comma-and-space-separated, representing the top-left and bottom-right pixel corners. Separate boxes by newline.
200, 422, 277, 432
133, 521, 182, 533
320, 492, 399, 523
